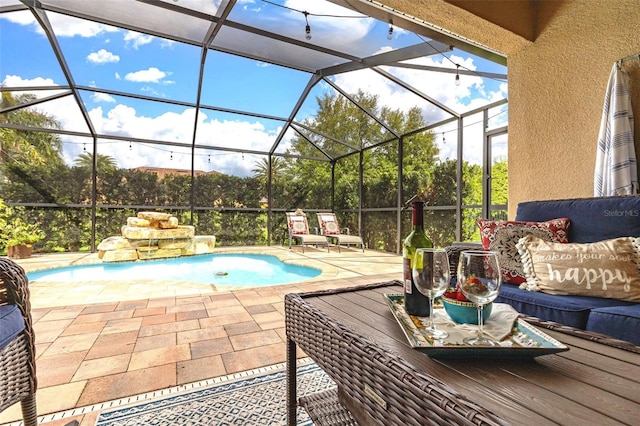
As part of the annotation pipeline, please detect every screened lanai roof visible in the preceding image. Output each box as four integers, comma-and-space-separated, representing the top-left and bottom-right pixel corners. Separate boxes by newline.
0, 0, 507, 177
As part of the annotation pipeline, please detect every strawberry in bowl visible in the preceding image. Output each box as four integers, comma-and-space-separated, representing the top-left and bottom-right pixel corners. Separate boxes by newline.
441, 281, 492, 324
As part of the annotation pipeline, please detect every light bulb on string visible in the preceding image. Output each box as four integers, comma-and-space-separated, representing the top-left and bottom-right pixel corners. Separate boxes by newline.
129, 141, 132, 151
170, 151, 173, 161
387, 21, 393, 40
455, 64, 461, 86
83, 143, 86, 152
208, 155, 211, 164
303, 11, 311, 40
442, 132, 446, 144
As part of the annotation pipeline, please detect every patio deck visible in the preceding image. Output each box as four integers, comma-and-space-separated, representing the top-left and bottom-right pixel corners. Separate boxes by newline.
0, 246, 403, 426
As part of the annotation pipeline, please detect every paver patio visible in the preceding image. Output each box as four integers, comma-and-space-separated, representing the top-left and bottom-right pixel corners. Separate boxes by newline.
0, 246, 403, 425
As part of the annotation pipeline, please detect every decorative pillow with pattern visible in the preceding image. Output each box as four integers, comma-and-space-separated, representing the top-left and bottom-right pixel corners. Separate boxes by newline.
516, 235, 640, 301
318, 214, 340, 235
289, 215, 309, 235
477, 218, 571, 284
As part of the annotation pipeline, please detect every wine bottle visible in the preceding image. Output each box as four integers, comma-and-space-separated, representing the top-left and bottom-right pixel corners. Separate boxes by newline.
402, 200, 433, 316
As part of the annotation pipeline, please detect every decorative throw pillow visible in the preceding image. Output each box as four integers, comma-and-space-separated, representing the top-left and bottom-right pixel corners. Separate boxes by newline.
318, 214, 340, 235
477, 218, 571, 284
289, 215, 309, 235
516, 236, 640, 301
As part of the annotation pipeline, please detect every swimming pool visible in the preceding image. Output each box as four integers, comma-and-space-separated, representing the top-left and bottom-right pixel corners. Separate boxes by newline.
26, 254, 322, 287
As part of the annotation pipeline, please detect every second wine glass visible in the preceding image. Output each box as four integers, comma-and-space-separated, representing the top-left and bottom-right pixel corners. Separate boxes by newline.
457, 250, 502, 346
412, 248, 450, 340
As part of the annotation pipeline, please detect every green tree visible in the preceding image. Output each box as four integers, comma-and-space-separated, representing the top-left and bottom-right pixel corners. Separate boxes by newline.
251, 156, 285, 187
0, 88, 501, 254
281, 91, 439, 251
424, 159, 483, 246
0, 92, 66, 204
0, 92, 64, 167
491, 157, 508, 219
74, 152, 118, 172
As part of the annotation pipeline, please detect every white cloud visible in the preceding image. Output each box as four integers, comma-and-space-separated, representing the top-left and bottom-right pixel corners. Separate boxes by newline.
327, 52, 507, 167
140, 86, 164, 97
51, 14, 119, 38
0, 10, 36, 26
80, 103, 281, 177
0, 10, 118, 38
2, 76, 91, 141
2, 75, 56, 88
332, 53, 505, 124
160, 39, 176, 49
87, 49, 120, 64
124, 67, 169, 83
1, 73, 271, 176
92, 93, 116, 103
124, 31, 153, 49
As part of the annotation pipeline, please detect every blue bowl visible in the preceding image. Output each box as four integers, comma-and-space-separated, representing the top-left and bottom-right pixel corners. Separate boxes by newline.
441, 296, 492, 324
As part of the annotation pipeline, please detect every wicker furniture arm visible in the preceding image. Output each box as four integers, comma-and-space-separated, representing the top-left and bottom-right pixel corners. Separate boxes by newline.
0, 257, 37, 426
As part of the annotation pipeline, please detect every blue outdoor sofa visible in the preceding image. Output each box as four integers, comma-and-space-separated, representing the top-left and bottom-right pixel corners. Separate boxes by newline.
449, 195, 640, 345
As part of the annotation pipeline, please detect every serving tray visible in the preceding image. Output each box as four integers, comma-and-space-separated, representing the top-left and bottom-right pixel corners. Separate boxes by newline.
384, 294, 569, 358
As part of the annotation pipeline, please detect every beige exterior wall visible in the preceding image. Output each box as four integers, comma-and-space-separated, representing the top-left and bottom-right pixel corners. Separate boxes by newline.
508, 0, 640, 216
377, 0, 640, 218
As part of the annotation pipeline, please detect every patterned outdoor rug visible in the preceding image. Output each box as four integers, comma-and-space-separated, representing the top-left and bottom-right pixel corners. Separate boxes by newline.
94, 360, 334, 425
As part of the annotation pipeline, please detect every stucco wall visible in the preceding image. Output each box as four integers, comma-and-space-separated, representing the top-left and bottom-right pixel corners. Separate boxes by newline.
508, 0, 640, 216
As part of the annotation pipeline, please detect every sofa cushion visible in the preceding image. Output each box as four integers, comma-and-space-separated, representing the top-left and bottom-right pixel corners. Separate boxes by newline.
515, 196, 640, 243
586, 304, 640, 345
497, 284, 633, 329
0, 305, 25, 349
517, 236, 640, 301
477, 218, 570, 285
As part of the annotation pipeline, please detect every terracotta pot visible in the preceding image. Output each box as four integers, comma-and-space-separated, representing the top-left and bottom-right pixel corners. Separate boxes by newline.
8, 244, 33, 259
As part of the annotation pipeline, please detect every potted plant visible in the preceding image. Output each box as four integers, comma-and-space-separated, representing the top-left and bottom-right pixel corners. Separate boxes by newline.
0, 200, 45, 258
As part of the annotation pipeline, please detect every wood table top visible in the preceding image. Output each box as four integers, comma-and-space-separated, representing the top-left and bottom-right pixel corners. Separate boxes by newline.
286, 281, 640, 425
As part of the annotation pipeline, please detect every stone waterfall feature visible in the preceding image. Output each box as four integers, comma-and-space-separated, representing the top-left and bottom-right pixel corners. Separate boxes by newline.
97, 211, 216, 262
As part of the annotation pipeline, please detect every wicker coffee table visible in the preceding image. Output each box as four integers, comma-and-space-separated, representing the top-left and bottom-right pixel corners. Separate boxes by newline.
285, 281, 640, 425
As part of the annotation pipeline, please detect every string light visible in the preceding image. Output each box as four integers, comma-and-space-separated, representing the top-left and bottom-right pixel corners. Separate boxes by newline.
65, 139, 261, 165
303, 11, 311, 40
261, 1, 369, 41
129, 141, 132, 150
455, 64, 461, 86
436, 108, 508, 142
83, 143, 86, 152
387, 20, 393, 40
170, 151, 173, 160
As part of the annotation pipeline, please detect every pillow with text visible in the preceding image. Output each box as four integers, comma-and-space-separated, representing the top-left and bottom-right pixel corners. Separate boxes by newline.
516, 235, 640, 301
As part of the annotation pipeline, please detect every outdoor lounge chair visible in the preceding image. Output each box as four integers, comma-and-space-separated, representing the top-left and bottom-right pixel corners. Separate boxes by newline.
286, 211, 329, 253
0, 258, 37, 426
316, 212, 364, 252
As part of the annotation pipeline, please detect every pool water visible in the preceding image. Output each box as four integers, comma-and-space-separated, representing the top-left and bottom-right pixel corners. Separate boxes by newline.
26, 254, 322, 287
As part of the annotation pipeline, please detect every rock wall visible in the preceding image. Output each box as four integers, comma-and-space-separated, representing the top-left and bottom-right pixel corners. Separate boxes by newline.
97, 211, 216, 262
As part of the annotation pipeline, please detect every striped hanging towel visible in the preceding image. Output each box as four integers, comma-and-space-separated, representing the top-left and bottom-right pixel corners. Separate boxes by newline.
594, 62, 638, 196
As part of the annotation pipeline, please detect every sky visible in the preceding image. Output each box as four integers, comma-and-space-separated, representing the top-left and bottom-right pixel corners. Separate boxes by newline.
0, 0, 508, 177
